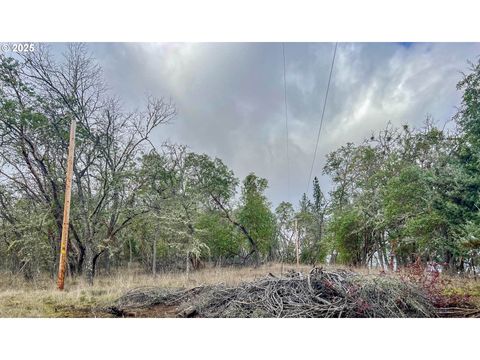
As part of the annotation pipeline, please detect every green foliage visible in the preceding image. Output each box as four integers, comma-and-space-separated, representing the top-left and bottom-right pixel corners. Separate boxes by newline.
195, 211, 242, 260
326, 207, 364, 265
237, 173, 276, 257
322, 118, 475, 267
457, 60, 480, 149
275, 201, 295, 261
186, 153, 238, 204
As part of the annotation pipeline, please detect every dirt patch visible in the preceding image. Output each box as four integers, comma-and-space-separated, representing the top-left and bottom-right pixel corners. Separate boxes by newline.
51, 305, 114, 318
114, 304, 180, 318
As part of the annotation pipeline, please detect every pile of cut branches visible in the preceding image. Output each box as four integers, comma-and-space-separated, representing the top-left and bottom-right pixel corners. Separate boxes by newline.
106, 268, 436, 318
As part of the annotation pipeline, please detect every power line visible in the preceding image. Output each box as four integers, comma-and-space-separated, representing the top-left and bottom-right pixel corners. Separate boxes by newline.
282, 43, 290, 202
306, 42, 338, 195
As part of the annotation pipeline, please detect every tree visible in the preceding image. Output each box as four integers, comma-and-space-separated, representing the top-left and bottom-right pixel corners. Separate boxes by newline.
237, 173, 276, 263
195, 211, 242, 264
326, 207, 365, 266
275, 201, 295, 261
322, 120, 461, 268
185, 154, 267, 264
0, 45, 175, 283
310, 177, 327, 261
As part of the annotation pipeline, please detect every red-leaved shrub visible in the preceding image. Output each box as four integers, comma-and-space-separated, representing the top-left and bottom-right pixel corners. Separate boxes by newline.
399, 259, 471, 308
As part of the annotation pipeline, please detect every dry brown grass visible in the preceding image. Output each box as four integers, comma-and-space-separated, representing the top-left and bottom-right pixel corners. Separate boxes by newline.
2, 262, 478, 317
0, 263, 319, 317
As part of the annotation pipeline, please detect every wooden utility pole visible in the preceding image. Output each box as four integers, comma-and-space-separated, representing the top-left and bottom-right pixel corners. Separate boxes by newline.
295, 218, 299, 268
57, 119, 76, 290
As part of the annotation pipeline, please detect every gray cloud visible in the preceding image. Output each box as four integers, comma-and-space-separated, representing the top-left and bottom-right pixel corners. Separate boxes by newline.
83, 42, 480, 208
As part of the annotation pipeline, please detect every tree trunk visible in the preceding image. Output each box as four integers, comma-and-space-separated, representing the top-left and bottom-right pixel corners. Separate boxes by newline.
471, 258, 477, 280
377, 245, 385, 271
211, 193, 259, 266
458, 257, 465, 274
105, 248, 111, 274
128, 238, 133, 268
444, 251, 455, 275
330, 250, 337, 265
152, 239, 157, 276
383, 247, 390, 271
84, 244, 95, 286
76, 245, 85, 275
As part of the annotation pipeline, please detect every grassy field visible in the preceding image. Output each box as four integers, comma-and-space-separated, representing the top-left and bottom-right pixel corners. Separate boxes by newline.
1, 263, 479, 317
0, 263, 314, 317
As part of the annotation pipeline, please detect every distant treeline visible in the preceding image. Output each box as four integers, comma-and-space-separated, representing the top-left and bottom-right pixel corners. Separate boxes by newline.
1, 45, 479, 284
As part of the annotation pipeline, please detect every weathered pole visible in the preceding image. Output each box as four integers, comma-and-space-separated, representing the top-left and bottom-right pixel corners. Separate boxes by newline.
57, 119, 76, 290
295, 218, 299, 269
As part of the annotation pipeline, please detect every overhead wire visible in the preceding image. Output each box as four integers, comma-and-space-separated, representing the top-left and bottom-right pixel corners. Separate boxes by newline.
306, 42, 338, 195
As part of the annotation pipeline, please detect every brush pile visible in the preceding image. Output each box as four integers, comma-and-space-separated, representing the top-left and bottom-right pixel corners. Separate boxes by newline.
106, 268, 436, 318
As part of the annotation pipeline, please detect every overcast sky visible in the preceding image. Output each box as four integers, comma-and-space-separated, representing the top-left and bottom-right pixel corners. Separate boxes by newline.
81, 43, 480, 208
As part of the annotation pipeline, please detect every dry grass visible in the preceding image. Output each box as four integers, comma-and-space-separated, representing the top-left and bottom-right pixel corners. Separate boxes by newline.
0, 263, 317, 317
2, 262, 478, 317
438, 275, 480, 309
